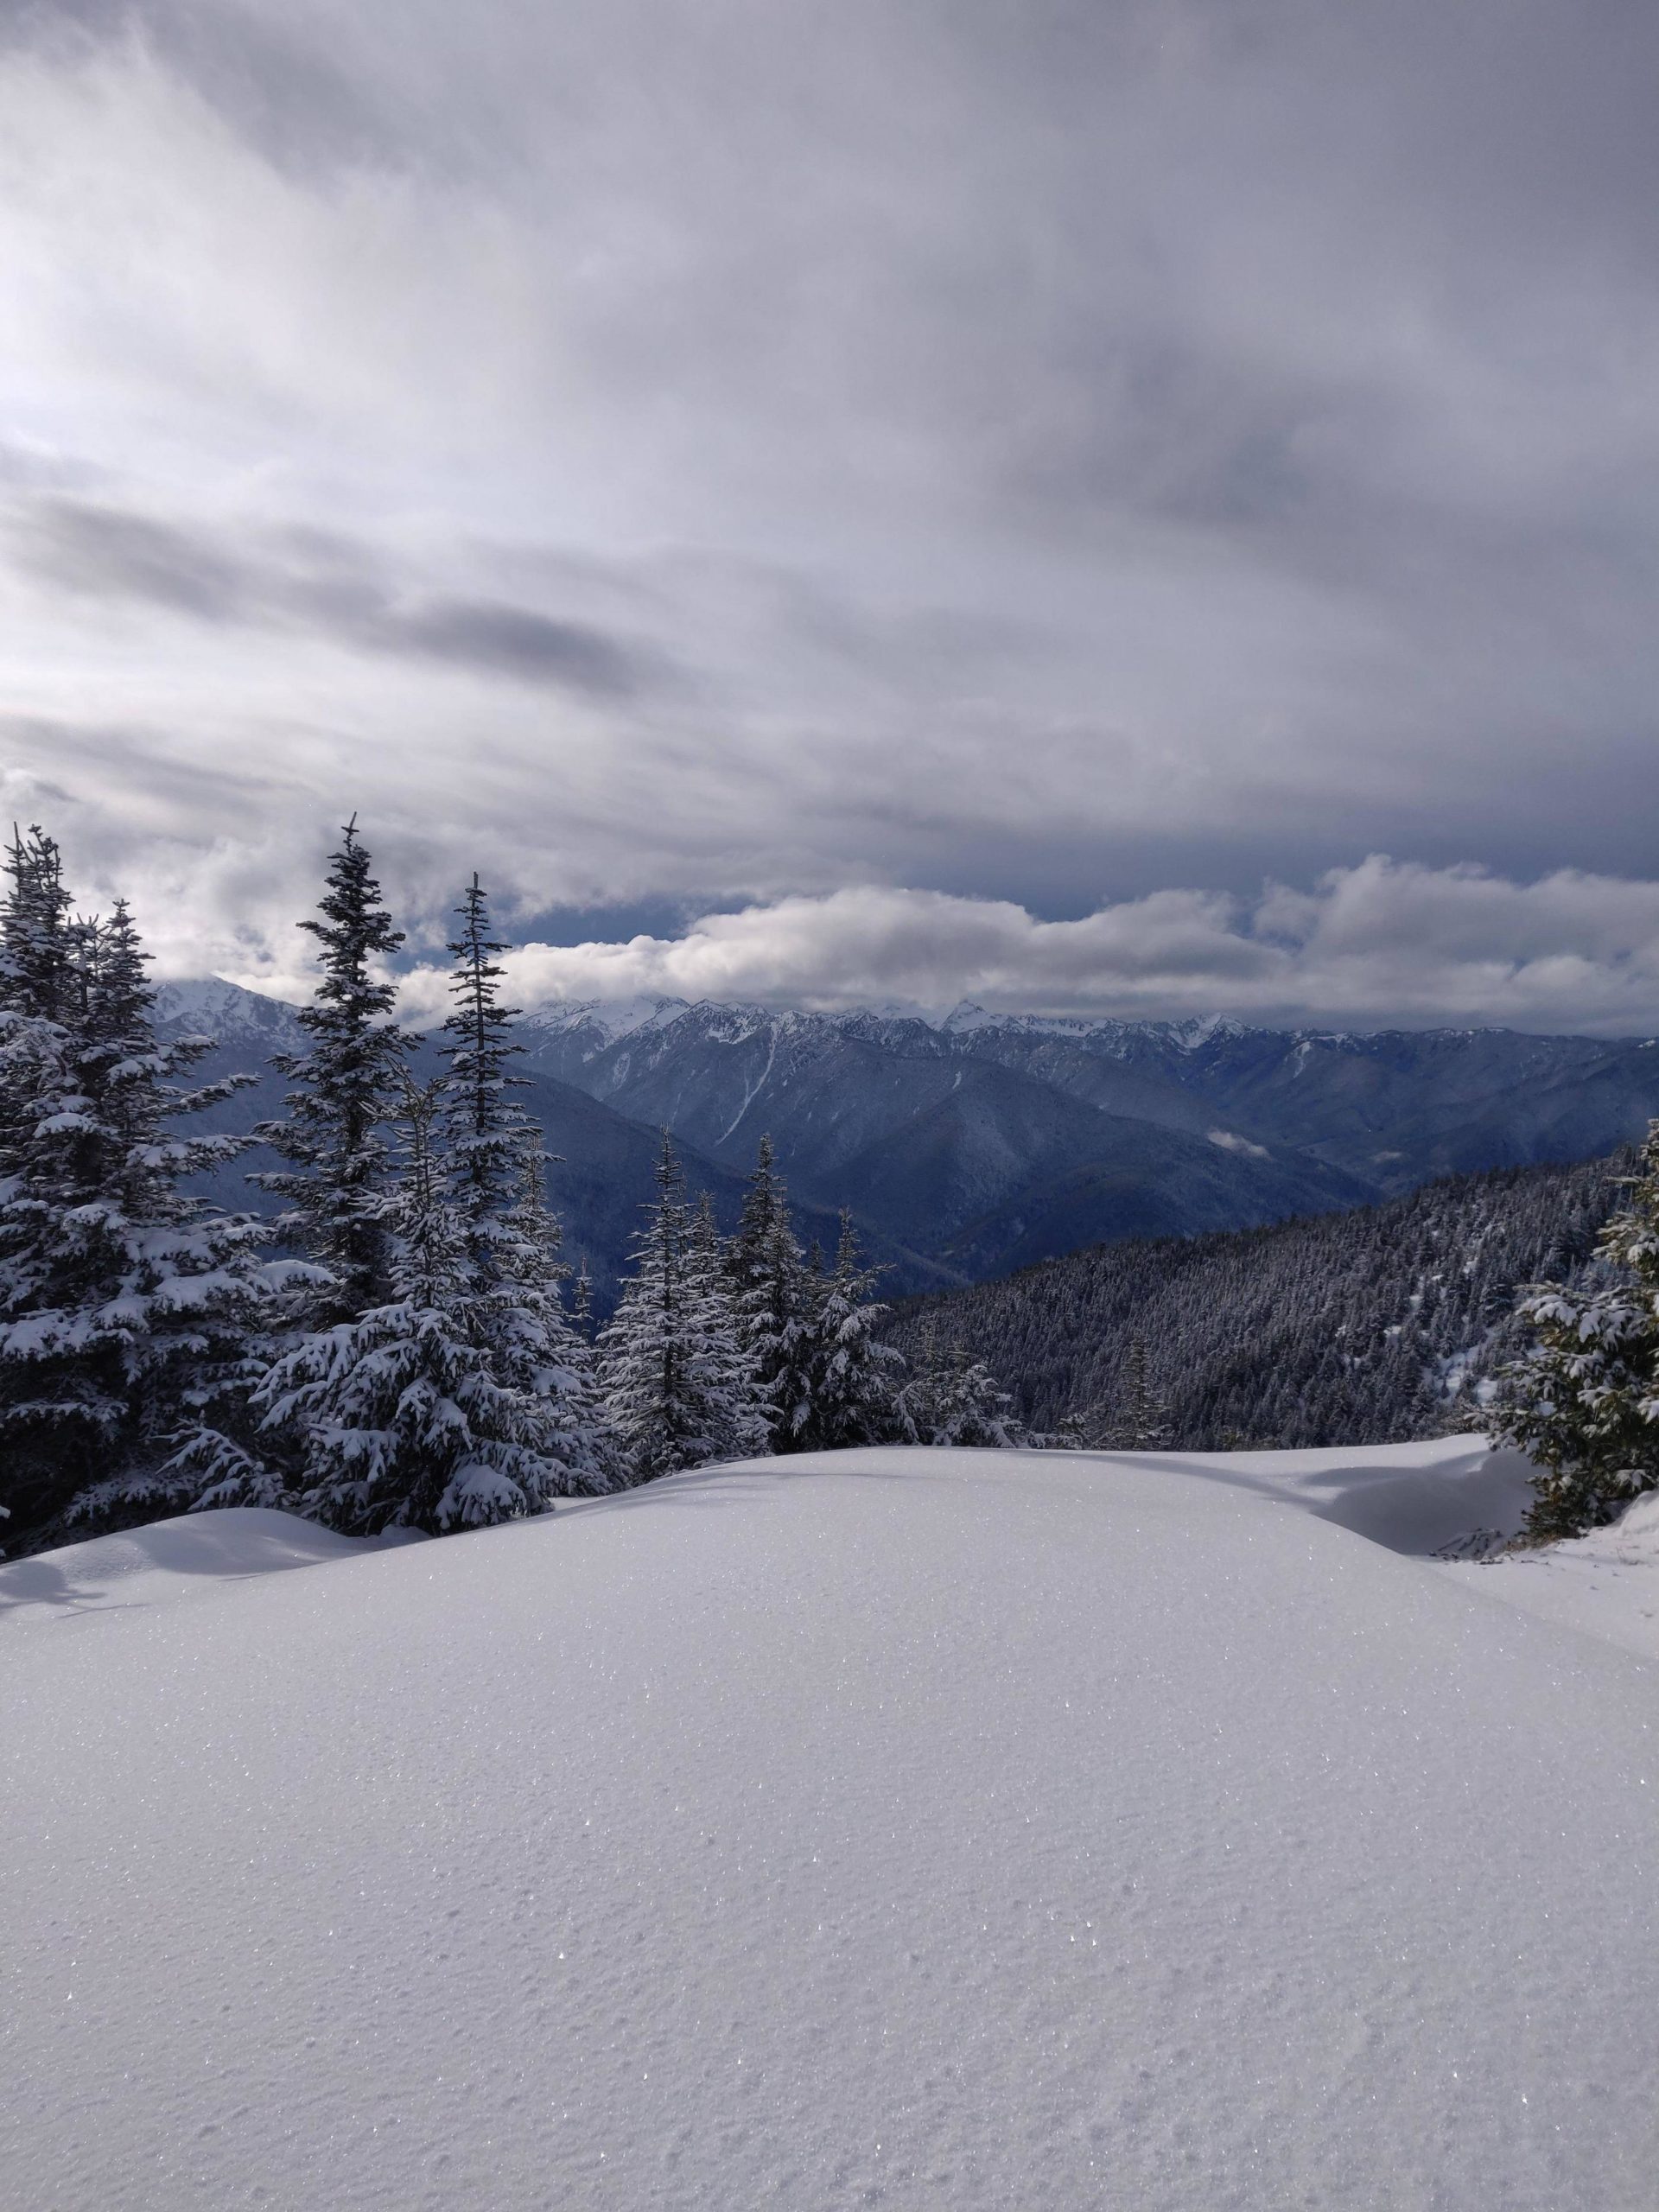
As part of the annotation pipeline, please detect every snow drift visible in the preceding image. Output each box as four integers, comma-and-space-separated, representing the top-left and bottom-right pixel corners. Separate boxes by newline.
3, 1440, 1655, 2209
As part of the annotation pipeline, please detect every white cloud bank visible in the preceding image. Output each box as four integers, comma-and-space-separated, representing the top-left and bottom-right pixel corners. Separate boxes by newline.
389, 857, 1659, 1036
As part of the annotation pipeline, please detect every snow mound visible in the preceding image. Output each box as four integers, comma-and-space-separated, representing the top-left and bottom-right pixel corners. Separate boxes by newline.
3, 1447, 1655, 2210
1135, 1433, 1539, 1555
1440, 1483, 1659, 1662
0, 1509, 420, 1630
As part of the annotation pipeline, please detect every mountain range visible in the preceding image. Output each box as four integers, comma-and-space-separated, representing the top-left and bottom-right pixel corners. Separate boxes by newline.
156, 982, 1659, 1303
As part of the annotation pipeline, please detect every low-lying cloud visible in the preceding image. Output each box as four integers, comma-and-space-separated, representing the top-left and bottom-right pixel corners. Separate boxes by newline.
391, 858, 1659, 1037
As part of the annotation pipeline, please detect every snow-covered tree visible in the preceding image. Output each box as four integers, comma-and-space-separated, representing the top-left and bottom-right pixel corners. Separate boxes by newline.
257, 1077, 570, 1534
0, 836, 290, 1544
1494, 1124, 1659, 1538
255, 818, 412, 1326
441, 872, 533, 1288
493, 1128, 616, 1493
1100, 1337, 1172, 1449
569, 1257, 595, 1343
891, 1317, 1025, 1449
728, 1134, 817, 1449
799, 1211, 902, 1451
600, 1133, 766, 1483
686, 1188, 771, 1461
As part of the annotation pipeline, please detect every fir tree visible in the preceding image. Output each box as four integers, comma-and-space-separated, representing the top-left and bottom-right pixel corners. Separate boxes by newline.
255, 818, 412, 1326
600, 1133, 766, 1483
1494, 1123, 1659, 1538
728, 1134, 816, 1449
257, 1076, 568, 1534
686, 1187, 771, 1463
891, 1318, 1024, 1448
493, 1128, 616, 1493
569, 1257, 595, 1343
440, 872, 531, 1287
1101, 1337, 1172, 1449
800, 1211, 902, 1451
0, 842, 288, 1544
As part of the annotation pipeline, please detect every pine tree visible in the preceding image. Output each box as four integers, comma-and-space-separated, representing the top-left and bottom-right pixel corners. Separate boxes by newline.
1101, 1337, 1171, 1449
0, 842, 287, 1545
440, 872, 531, 1288
599, 1133, 766, 1483
800, 1211, 902, 1451
890, 1318, 1024, 1448
255, 818, 412, 1326
0, 825, 110, 1529
569, 1258, 595, 1343
493, 1128, 616, 1493
1494, 1123, 1659, 1538
686, 1188, 771, 1463
257, 1077, 568, 1534
728, 1134, 816, 1449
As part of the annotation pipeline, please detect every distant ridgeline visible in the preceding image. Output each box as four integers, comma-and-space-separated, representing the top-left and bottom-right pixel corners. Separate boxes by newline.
884, 1154, 1628, 1451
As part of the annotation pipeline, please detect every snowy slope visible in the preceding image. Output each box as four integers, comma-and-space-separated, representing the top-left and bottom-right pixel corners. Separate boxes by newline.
1440, 1487, 1659, 1662
3, 1446, 1656, 2211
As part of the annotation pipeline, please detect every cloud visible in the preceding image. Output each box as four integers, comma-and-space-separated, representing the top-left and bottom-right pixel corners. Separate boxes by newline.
0, 6, 1656, 984
387, 859, 1659, 1037
11, 497, 658, 696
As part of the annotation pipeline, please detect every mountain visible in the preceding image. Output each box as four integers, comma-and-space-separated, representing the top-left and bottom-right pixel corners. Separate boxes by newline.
5, 1446, 1656, 2210
886, 1151, 1625, 1451
151, 983, 937, 1305
520, 995, 1659, 1272
156, 979, 1659, 1293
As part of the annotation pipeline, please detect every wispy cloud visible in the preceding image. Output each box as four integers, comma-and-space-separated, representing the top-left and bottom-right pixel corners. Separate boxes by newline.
13, 497, 660, 696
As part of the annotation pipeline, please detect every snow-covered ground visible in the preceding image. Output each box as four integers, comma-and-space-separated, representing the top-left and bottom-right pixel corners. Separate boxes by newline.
3, 1440, 1655, 2209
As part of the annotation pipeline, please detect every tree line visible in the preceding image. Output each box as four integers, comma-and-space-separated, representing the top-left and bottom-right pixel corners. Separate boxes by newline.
887, 1143, 1658, 1538
0, 822, 1022, 1558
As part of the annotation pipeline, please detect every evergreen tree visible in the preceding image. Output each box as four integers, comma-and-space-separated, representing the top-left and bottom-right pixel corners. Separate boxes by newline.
440, 872, 532, 1287
0, 840, 287, 1544
686, 1188, 771, 1462
729, 1134, 816, 1449
1100, 1337, 1172, 1449
257, 1077, 569, 1533
600, 1133, 766, 1483
569, 1257, 595, 1343
493, 1128, 616, 1493
255, 818, 412, 1326
1494, 1124, 1659, 1538
891, 1318, 1024, 1448
799, 1211, 902, 1451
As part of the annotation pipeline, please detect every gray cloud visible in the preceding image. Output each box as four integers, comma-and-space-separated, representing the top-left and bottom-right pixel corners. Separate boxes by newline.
0, 3, 1656, 1013
391, 862, 1659, 1039
12, 497, 658, 698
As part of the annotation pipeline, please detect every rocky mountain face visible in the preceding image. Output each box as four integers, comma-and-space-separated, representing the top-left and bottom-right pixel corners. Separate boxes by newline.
156, 982, 1659, 1300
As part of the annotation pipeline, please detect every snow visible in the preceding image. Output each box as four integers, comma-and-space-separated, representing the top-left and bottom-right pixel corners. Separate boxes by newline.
0, 1510, 422, 1630
1440, 1486, 1659, 1662
521, 996, 691, 1046
3, 1443, 1656, 2210
1151, 1433, 1541, 1558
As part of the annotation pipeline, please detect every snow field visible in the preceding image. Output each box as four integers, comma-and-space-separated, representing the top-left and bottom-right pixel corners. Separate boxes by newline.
3, 1441, 1656, 2209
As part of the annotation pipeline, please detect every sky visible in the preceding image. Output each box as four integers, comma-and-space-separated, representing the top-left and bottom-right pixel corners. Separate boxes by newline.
4, 0, 1659, 1031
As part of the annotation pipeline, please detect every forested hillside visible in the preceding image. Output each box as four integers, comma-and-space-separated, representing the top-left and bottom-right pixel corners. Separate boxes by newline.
886, 1154, 1627, 1449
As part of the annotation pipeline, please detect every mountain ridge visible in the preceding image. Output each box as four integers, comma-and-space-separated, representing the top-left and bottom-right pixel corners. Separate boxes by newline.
156, 978, 1659, 1290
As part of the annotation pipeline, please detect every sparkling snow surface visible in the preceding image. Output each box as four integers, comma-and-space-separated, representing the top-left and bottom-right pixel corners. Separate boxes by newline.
3, 1442, 1656, 2210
